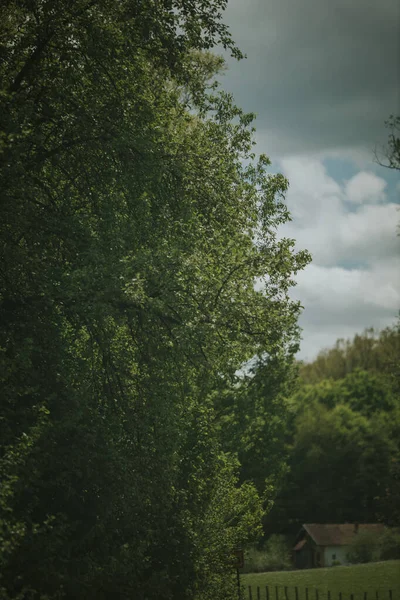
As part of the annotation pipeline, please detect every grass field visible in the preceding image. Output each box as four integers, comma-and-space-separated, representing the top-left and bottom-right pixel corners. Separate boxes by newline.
242, 560, 400, 600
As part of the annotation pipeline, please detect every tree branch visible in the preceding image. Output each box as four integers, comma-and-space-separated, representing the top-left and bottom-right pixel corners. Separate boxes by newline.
9, 0, 100, 94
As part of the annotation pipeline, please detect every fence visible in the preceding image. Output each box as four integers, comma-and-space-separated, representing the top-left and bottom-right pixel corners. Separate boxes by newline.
246, 586, 395, 600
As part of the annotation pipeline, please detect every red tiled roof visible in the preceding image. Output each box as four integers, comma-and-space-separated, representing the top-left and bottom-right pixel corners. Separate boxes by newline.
302, 523, 385, 546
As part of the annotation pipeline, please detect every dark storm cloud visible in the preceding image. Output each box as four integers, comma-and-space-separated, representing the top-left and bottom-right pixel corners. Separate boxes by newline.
222, 0, 400, 155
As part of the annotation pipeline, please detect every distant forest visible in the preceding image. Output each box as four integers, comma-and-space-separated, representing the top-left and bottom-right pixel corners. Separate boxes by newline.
264, 323, 400, 535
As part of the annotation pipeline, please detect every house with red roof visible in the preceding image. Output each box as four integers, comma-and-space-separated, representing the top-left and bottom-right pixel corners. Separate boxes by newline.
293, 523, 385, 569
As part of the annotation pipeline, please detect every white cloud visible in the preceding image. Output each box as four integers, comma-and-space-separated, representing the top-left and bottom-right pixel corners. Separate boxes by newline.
293, 262, 400, 315
345, 171, 387, 204
270, 156, 400, 360
293, 261, 400, 360
338, 203, 399, 260
278, 158, 400, 267
280, 157, 342, 226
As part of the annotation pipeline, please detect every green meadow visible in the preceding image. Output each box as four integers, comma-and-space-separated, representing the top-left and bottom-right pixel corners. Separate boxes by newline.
242, 561, 400, 600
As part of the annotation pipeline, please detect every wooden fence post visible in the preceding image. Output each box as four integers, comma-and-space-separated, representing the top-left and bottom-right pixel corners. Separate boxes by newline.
389, 591, 392, 600
248, 586, 252, 600
316, 589, 319, 600
305, 588, 308, 600
275, 585, 279, 600
285, 586, 288, 600
327, 591, 330, 600
339, 592, 342, 600
295, 586, 298, 600
364, 592, 367, 600
266, 586, 269, 600
257, 586, 260, 600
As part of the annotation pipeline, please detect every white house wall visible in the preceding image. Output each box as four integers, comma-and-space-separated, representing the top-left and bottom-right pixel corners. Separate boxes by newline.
323, 545, 349, 566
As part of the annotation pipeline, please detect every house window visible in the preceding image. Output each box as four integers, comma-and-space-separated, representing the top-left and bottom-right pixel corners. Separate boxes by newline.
332, 554, 336, 560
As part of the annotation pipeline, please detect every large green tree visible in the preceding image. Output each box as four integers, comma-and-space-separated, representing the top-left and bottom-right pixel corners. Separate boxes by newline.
215, 354, 297, 502
0, 1, 308, 598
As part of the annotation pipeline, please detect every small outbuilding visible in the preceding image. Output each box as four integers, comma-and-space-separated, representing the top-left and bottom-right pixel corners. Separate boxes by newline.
293, 523, 385, 569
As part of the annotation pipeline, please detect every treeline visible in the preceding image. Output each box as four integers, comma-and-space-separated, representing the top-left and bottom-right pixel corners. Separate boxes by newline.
264, 324, 400, 536
299, 326, 400, 385
0, 2, 309, 599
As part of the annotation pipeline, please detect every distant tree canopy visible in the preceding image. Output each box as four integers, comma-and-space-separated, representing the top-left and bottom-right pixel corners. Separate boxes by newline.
298, 326, 400, 385
0, 1, 309, 598
264, 325, 400, 536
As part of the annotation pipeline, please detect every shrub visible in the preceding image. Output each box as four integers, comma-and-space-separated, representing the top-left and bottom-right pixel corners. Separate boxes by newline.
242, 547, 270, 573
346, 530, 381, 564
243, 535, 291, 573
379, 527, 400, 560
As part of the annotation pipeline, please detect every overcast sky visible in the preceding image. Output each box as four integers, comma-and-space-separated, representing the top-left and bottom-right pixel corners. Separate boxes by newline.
220, 0, 400, 361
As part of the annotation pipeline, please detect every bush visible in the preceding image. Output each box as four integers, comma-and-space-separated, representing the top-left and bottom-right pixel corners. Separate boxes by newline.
346, 530, 381, 564
243, 535, 291, 573
242, 547, 270, 573
331, 560, 341, 567
347, 527, 400, 564
379, 528, 400, 560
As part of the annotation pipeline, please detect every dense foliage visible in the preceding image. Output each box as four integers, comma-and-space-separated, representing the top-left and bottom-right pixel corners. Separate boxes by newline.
242, 535, 291, 574
264, 325, 400, 536
347, 528, 400, 564
0, 1, 309, 598
298, 326, 400, 386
